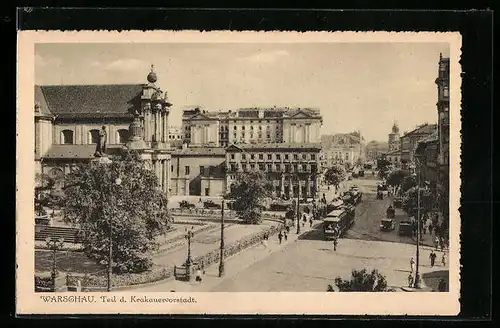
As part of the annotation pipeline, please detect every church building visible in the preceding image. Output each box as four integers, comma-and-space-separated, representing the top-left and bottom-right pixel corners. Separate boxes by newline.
34, 66, 173, 196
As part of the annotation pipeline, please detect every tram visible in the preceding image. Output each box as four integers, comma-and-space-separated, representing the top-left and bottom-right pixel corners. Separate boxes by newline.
323, 208, 354, 239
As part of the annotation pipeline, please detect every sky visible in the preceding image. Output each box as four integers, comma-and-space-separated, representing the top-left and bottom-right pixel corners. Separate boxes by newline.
35, 42, 449, 142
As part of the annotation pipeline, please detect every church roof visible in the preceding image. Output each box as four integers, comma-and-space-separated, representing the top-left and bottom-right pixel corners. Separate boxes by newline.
35, 84, 143, 119
42, 144, 125, 159
172, 146, 226, 156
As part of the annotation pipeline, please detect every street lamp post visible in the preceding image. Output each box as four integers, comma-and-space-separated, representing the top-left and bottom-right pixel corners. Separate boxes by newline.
185, 226, 194, 279
296, 180, 301, 234
45, 237, 65, 291
107, 176, 122, 292
218, 197, 225, 277
414, 158, 422, 289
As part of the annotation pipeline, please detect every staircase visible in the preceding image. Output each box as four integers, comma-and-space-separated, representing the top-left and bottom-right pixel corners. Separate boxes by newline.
35, 225, 80, 244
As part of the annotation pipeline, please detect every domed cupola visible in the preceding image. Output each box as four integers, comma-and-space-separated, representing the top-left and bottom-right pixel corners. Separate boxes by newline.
147, 64, 157, 84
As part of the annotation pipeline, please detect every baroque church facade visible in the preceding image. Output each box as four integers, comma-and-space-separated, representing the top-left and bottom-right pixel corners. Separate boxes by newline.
34, 66, 173, 195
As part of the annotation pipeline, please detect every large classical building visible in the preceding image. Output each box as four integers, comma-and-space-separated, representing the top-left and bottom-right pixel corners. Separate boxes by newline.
225, 143, 321, 199
35, 66, 173, 195
182, 107, 323, 147
319, 132, 365, 170
364, 140, 390, 162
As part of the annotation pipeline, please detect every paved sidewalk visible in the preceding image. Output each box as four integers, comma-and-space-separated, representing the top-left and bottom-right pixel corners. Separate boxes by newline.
127, 222, 319, 292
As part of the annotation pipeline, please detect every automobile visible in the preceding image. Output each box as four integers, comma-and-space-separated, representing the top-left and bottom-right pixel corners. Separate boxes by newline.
398, 220, 414, 236
393, 197, 403, 208
386, 206, 395, 218
203, 200, 221, 209
380, 218, 395, 231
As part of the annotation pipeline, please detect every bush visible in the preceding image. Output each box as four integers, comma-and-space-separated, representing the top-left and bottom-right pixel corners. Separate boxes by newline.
66, 266, 173, 289
35, 273, 54, 291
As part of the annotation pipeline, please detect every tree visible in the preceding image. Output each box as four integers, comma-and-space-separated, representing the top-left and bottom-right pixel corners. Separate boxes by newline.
332, 269, 389, 292
62, 150, 171, 274
227, 171, 273, 224
401, 175, 417, 193
324, 164, 347, 190
402, 186, 434, 218
386, 169, 410, 187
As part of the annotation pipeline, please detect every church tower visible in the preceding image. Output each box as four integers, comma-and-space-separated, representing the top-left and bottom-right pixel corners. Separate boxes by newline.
126, 65, 173, 195
388, 121, 400, 151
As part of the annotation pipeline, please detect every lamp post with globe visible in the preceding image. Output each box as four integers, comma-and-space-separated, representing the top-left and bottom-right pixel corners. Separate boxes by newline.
45, 237, 65, 291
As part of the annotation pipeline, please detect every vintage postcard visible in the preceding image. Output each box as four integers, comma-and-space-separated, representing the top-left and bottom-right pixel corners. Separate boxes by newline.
17, 31, 461, 315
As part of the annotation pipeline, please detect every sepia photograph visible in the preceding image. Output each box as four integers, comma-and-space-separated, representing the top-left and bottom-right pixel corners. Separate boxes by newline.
17, 31, 461, 315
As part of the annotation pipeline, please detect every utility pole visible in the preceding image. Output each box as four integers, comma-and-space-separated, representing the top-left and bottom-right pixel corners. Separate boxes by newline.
414, 158, 421, 289
218, 198, 225, 277
296, 183, 301, 234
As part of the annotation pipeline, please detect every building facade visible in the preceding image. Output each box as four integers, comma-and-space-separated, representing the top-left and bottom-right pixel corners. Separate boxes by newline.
170, 144, 226, 197
182, 107, 323, 148
320, 132, 365, 170
35, 66, 173, 196
400, 123, 438, 168
388, 122, 401, 151
168, 126, 182, 141
225, 143, 321, 199
365, 140, 390, 162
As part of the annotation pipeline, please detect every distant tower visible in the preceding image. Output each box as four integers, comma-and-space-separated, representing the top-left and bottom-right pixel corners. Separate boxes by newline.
388, 122, 400, 151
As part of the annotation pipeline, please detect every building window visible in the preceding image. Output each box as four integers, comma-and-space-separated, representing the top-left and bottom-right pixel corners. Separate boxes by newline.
311, 154, 316, 160
231, 164, 236, 171
276, 154, 281, 160
171, 165, 174, 172
233, 133, 237, 138
250, 126, 254, 130
443, 86, 449, 98
302, 154, 307, 160
250, 164, 255, 170
250, 154, 255, 160
242, 126, 245, 130
259, 154, 264, 160
242, 164, 247, 171
242, 133, 246, 138
285, 164, 290, 172
185, 166, 190, 176
293, 164, 298, 172
267, 154, 272, 160
117, 129, 129, 144
267, 164, 272, 171
285, 154, 289, 160
200, 166, 205, 175
242, 154, 246, 160
293, 154, 298, 160
311, 164, 317, 173
266, 134, 271, 138
88, 129, 100, 144
259, 164, 265, 171
61, 130, 74, 145
234, 126, 237, 130
302, 164, 307, 172
231, 154, 235, 160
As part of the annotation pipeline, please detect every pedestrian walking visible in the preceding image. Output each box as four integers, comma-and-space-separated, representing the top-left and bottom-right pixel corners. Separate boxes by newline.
429, 250, 437, 267
333, 237, 338, 251
284, 231, 288, 241
309, 217, 313, 228
440, 238, 445, 252
408, 274, 414, 288
434, 236, 439, 250
410, 257, 415, 274
195, 269, 203, 284
278, 231, 283, 244
441, 252, 447, 267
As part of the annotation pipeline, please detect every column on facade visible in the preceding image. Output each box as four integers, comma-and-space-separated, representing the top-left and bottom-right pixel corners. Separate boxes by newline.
281, 174, 285, 195
161, 159, 167, 193
162, 112, 168, 143
145, 110, 151, 142
306, 175, 311, 197
288, 177, 293, 198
